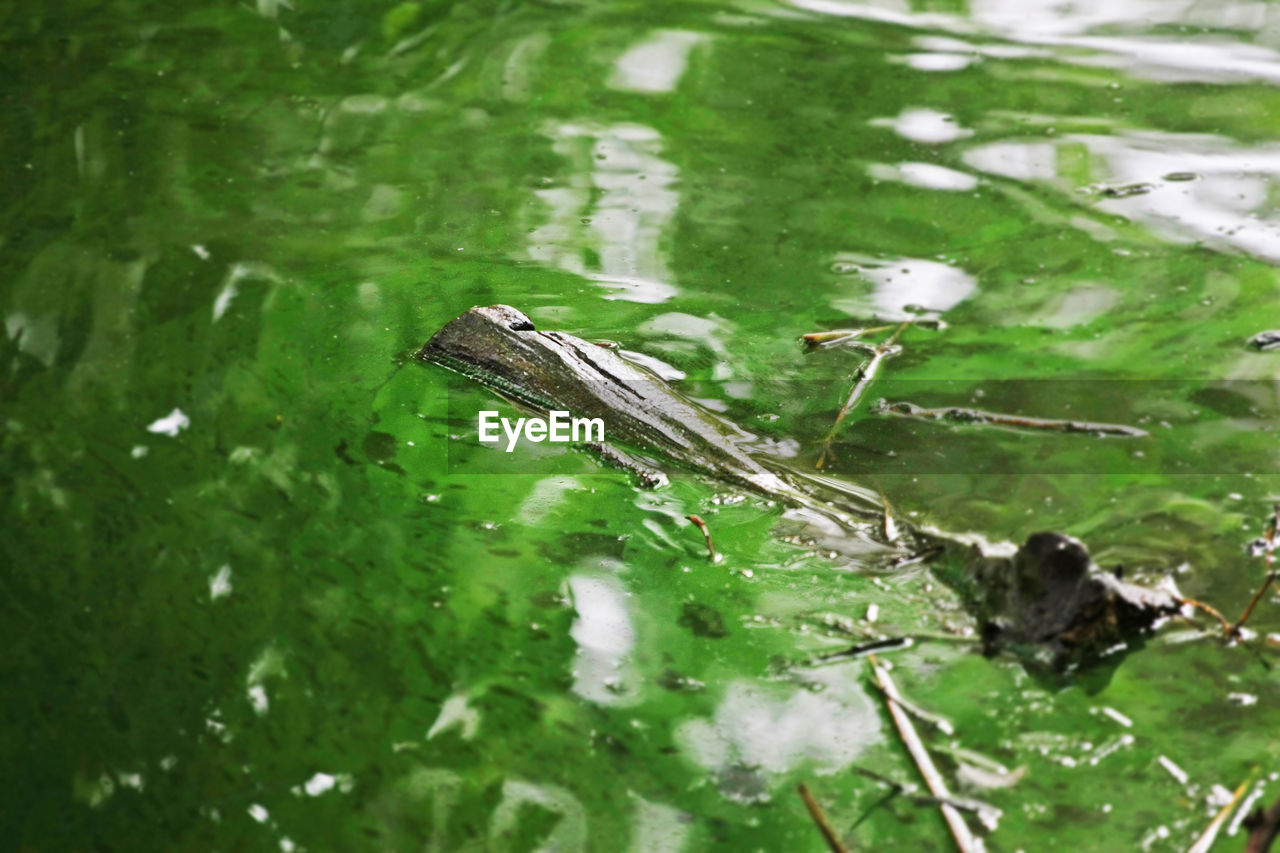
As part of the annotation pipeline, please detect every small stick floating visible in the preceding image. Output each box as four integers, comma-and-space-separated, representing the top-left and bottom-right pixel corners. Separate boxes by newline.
869, 655, 980, 853
1188, 776, 1252, 853
797, 783, 851, 853
874, 400, 1148, 438
849, 767, 998, 821
802, 325, 895, 347
1179, 596, 1233, 634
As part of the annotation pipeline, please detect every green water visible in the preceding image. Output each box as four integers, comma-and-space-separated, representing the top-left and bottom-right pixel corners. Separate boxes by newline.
3, 0, 1280, 849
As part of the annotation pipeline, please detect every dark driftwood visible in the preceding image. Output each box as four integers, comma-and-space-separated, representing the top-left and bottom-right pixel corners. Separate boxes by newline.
424, 306, 1190, 666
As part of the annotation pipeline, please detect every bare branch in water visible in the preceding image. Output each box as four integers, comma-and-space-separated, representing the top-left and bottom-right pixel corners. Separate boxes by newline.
803, 318, 945, 348
802, 325, 894, 347
797, 783, 852, 853
849, 767, 999, 823
1229, 505, 1280, 639
1177, 596, 1233, 634
817, 322, 909, 469
874, 400, 1148, 438
1188, 777, 1252, 853
869, 656, 980, 853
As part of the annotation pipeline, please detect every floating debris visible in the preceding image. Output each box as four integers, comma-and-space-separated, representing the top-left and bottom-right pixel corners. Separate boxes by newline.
1084, 181, 1156, 198
1188, 777, 1252, 853
797, 783, 850, 853
869, 656, 981, 852
1246, 330, 1280, 352
875, 400, 1148, 438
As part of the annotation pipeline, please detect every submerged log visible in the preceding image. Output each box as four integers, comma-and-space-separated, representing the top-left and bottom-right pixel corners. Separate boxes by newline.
422, 306, 1185, 668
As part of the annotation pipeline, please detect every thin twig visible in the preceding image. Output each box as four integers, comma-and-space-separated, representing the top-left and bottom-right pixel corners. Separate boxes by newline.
891, 693, 955, 736
868, 656, 980, 853
1188, 776, 1252, 853
685, 514, 720, 563
1178, 597, 1233, 634
875, 400, 1147, 437
816, 637, 913, 661
802, 325, 895, 347
814, 632, 979, 664
849, 768, 999, 822
1230, 505, 1280, 638
817, 322, 909, 469
1232, 572, 1278, 638
798, 782, 851, 853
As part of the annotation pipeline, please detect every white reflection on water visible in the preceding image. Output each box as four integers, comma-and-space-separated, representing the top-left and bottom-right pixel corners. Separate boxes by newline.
145, 408, 190, 437
516, 476, 585, 525
245, 644, 286, 718
676, 672, 882, 783
1022, 282, 1123, 329
566, 574, 639, 705
829, 253, 978, 319
610, 30, 710, 93
528, 122, 681, 303
629, 796, 691, 852
871, 107, 973, 144
426, 692, 481, 741
636, 312, 737, 380
963, 142, 1058, 182
491, 779, 587, 852
788, 0, 1280, 85
898, 51, 975, 72
967, 131, 1280, 265
868, 161, 979, 191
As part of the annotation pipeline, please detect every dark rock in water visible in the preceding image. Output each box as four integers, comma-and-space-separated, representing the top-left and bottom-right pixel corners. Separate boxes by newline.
969, 532, 1181, 670
1247, 330, 1280, 351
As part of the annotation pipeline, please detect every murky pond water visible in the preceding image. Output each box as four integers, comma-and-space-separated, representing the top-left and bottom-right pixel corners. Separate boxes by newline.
4, 0, 1280, 849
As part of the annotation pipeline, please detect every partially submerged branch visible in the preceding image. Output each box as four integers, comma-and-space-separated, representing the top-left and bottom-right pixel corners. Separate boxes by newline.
874, 400, 1148, 438
868, 656, 980, 853
1229, 505, 1280, 639
1178, 596, 1233, 634
849, 767, 999, 825
817, 322, 909, 469
802, 325, 895, 347
1188, 777, 1252, 853
798, 783, 851, 853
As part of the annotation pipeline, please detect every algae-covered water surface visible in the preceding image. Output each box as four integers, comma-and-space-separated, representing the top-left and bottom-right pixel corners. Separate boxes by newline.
4, 0, 1280, 850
